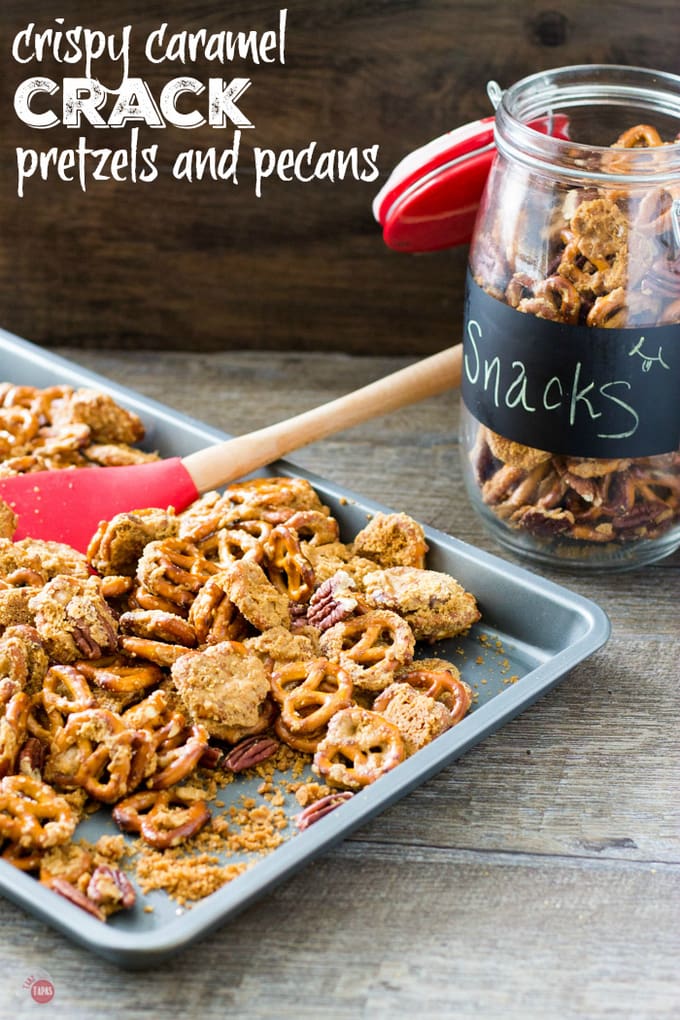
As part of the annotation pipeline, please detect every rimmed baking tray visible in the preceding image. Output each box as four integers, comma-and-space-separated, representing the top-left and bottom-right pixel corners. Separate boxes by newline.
0, 327, 610, 968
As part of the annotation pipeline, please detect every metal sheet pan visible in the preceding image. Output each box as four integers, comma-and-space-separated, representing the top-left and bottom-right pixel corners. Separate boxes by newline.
0, 327, 610, 968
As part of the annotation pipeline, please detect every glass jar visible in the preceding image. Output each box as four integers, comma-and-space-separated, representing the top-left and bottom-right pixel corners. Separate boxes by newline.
461, 64, 680, 570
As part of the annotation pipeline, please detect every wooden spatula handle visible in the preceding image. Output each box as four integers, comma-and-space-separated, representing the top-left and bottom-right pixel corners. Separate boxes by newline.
182, 344, 462, 494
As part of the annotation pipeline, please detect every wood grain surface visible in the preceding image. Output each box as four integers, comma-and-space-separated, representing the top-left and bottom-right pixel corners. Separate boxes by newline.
0, 0, 678, 355
0, 348, 677, 1019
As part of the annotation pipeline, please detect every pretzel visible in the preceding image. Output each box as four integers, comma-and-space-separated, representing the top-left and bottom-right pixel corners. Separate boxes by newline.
517, 274, 581, 324
271, 658, 353, 735
127, 582, 189, 617
586, 287, 628, 327
0, 691, 30, 778
112, 788, 211, 849
147, 723, 210, 790
215, 527, 267, 566
45, 708, 150, 803
1, 841, 43, 871
383, 663, 472, 726
262, 525, 315, 602
122, 689, 184, 743
313, 707, 405, 789
188, 574, 250, 644
98, 575, 134, 600
136, 538, 219, 609
224, 476, 327, 517
119, 609, 197, 647
118, 636, 193, 668
0, 406, 40, 455
42, 665, 96, 718
72, 656, 164, 695
0, 774, 77, 848
319, 609, 415, 692
121, 691, 206, 788
26, 692, 61, 745
614, 124, 663, 148
273, 715, 326, 754
285, 510, 339, 547
2, 567, 47, 588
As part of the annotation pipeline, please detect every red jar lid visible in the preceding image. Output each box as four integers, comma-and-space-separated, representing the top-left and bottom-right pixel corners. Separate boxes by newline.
373, 113, 570, 252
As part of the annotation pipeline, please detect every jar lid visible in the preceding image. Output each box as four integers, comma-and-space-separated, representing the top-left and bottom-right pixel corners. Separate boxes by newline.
373, 113, 570, 252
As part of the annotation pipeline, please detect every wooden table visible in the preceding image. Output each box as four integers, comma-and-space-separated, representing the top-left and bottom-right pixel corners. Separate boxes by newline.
1, 349, 678, 1019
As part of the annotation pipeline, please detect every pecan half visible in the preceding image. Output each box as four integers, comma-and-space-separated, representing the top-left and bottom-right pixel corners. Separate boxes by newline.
222, 734, 280, 772
86, 864, 136, 911
197, 744, 224, 770
17, 736, 46, 780
295, 791, 354, 830
43, 876, 106, 922
306, 570, 361, 631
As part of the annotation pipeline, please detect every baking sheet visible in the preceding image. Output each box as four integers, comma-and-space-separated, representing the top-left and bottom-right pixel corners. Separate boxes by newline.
0, 327, 610, 968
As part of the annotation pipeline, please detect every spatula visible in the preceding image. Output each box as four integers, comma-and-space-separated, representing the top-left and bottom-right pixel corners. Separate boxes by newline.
1, 344, 462, 553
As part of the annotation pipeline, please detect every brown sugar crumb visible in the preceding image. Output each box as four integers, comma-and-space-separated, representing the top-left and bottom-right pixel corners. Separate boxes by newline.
294, 782, 332, 807
136, 850, 248, 904
225, 802, 289, 853
92, 834, 128, 864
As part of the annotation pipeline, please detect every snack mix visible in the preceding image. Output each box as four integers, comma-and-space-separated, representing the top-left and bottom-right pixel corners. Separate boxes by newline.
468, 124, 680, 551
0, 383, 480, 919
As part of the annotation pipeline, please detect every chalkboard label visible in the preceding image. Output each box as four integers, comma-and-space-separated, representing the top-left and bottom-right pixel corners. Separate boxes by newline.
462, 271, 680, 458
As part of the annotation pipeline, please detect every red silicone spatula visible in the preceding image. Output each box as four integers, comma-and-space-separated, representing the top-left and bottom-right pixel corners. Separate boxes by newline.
1, 344, 462, 553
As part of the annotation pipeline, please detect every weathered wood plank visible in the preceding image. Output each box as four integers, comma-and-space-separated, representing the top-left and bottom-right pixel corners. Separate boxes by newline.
1, 847, 677, 1018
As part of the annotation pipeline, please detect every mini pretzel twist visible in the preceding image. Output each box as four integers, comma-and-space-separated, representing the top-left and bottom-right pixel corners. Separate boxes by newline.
517, 274, 581, 324
188, 575, 250, 644
382, 666, 472, 726
72, 656, 164, 695
1, 841, 43, 871
0, 406, 41, 456
136, 538, 220, 609
147, 723, 210, 790
262, 525, 315, 602
224, 476, 326, 519
284, 511, 340, 547
112, 788, 211, 848
45, 708, 150, 803
313, 707, 405, 789
118, 609, 197, 646
273, 716, 326, 753
319, 610, 415, 692
586, 287, 628, 327
0, 774, 77, 849
0, 691, 30, 778
614, 124, 663, 148
42, 665, 96, 718
272, 658, 353, 735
